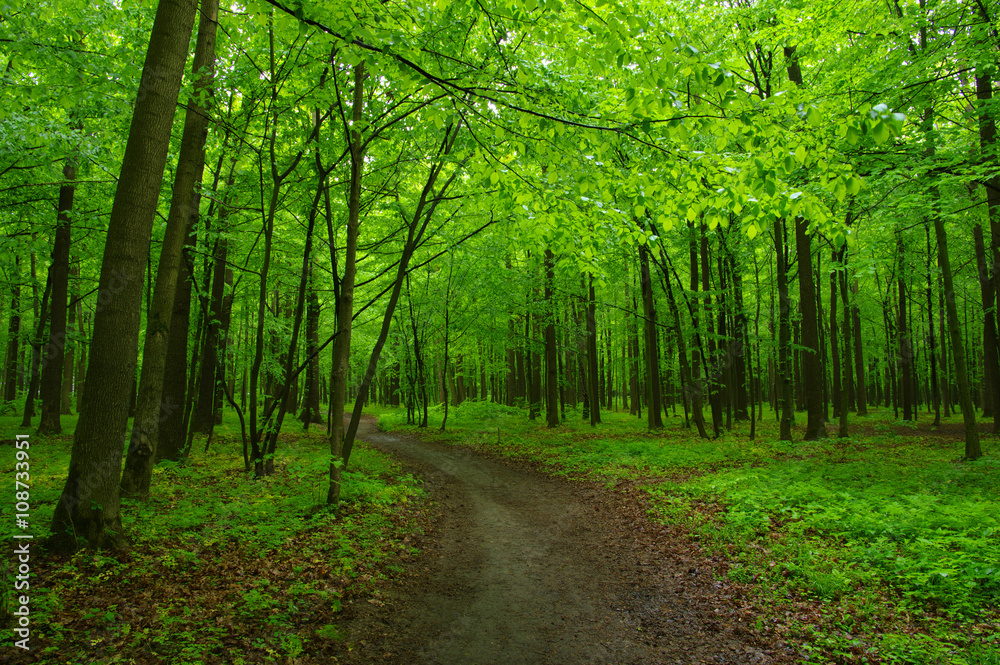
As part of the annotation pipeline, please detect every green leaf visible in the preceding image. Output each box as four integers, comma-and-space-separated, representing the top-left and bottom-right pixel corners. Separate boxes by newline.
871, 120, 891, 144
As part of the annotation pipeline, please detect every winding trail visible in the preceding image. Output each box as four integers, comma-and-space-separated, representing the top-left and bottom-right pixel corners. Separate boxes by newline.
339, 418, 778, 665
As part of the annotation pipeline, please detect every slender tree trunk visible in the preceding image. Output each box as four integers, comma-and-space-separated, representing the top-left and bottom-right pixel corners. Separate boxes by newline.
659, 253, 708, 438
974, 224, 1000, 427
544, 249, 559, 428
3, 256, 20, 404
701, 230, 722, 436
441, 260, 453, 430
586, 276, 601, 425
831, 248, 843, 419
300, 264, 323, 427
60, 264, 78, 415
49, 0, 198, 551
75, 304, 86, 412
21, 264, 50, 428
774, 218, 793, 440
327, 61, 365, 504
924, 104, 982, 457
975, 28, 1000, 430
796, 217, 826, 439
639, 246, 664, 430
839, 262, 851, 437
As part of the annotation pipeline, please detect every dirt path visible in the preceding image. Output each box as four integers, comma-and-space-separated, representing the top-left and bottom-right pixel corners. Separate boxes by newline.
339, 418, 784, 664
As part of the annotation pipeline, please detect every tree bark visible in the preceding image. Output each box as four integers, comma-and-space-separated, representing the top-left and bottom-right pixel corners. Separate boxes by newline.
300, 264, 324, 427
925, 104, 982, 458
795, 217, 826, 439
21, 262, 50, 428
60, 264, 78, 415
586, 276, 601, 425
639, 245, 664, 430
37, 160, 75, 434
121, 0, 218, 498
327, 61, 365, 504
3, 256, 20, 404
774, 218, 793, 440
49, 0, 198, 551
831, 248, 842, 419
544, 249, 559, 427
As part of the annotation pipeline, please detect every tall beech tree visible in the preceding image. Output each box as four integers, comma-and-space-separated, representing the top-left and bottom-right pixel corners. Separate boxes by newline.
121, 0, 219, 499
49, 0, 199, 550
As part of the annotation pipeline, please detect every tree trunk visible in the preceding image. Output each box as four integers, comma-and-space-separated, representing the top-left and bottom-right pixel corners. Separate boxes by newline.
586, 276, 601, 425
48, 0, 198, 551
774, 217, 793, 440
544, 249, 559, 428
37, 161, 75, 435
300, 265, 324, 427
831, 248, 842, 419
974, 223, 1000, 428
795, 217, 826, 439
700, 229, 723, 436
60, 264, 78, 415
21, 263, 50, 428
327, 61, 365, 505
3, 256, 20, 404
121, 0, 218, 498
925, 103, 982, 458
639, 245, 664, 430
975, 24, 1000, 430
839, 261, 851, 437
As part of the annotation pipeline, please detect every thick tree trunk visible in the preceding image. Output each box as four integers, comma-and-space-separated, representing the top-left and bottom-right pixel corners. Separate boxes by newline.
37, 162, 75, 434
48, 0, 198, 551
121, 0, 218, 498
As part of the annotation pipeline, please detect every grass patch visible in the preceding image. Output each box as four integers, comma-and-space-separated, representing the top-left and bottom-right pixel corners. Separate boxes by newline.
0, 413, 426, 664
378, 401, 1000, 664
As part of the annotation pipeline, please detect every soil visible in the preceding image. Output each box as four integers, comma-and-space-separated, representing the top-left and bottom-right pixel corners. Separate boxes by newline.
336, 418, 797, 665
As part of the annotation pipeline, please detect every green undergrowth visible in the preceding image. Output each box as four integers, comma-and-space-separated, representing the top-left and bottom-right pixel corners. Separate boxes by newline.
378, 402, 1000, 664
0, 413, 425, 664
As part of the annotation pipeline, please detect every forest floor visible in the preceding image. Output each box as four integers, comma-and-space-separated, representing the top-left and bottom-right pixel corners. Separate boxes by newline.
335, 416, 792, 664
2, 406, 996, 664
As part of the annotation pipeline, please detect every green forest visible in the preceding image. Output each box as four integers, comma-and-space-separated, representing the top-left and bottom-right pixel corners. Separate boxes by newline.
1, 0, 999, 662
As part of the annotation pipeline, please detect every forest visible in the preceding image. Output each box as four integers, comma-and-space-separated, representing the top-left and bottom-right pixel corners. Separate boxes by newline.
1, 0, 998, 662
